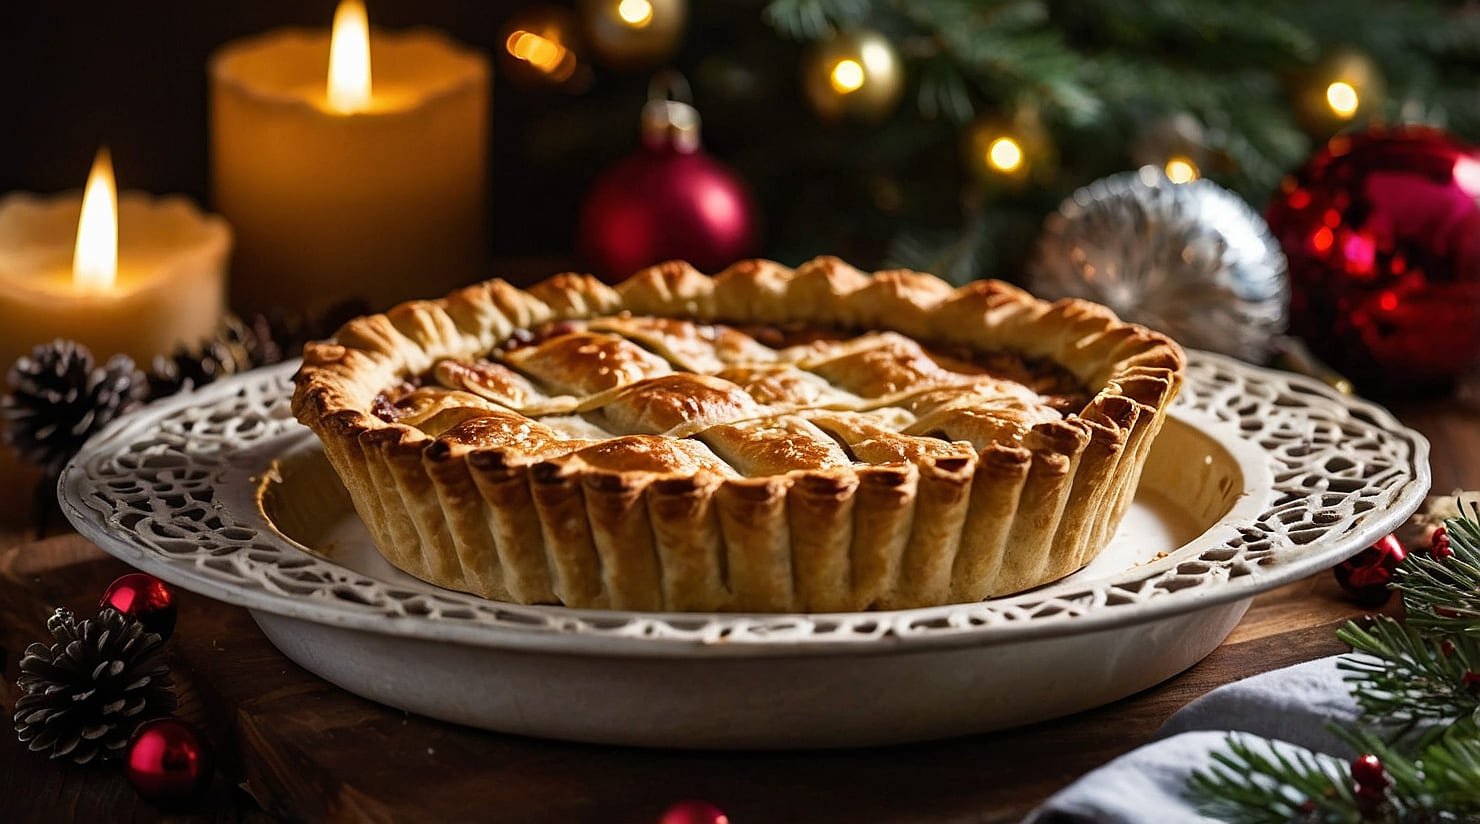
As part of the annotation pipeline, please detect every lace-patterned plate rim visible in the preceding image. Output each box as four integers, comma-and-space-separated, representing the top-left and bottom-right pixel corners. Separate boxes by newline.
58, 353, 1430, 659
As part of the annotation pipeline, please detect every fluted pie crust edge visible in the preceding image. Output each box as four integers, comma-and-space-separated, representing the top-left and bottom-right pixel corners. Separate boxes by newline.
291, 258, 1185, 612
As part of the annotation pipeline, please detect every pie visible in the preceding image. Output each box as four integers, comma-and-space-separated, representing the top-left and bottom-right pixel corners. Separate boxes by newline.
292, 257, 1184, 612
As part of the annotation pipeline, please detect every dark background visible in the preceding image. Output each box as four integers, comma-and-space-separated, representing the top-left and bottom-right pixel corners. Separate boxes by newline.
1, 2, 839, 266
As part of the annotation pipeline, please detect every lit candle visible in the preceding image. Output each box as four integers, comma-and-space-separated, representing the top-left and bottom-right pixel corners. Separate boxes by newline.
211, 1, 490, 313
0, 148, 230, 373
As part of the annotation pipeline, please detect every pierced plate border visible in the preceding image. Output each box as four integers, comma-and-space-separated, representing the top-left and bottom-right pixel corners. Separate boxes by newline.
59, 353, 1430, 659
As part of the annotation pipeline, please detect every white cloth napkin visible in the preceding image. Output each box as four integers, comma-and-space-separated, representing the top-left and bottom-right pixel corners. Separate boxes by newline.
1024, 656, 1367, 823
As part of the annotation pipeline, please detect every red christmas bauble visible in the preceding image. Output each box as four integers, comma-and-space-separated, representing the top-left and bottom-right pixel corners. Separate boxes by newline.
126, 719, 213, 805
579, 88, 757, 283
1428, 525, 1454, 559
1333, 534, 1407, 606
1267, 126, 1480, 395
1351, 753, 1388, 787
1351, 753, 1391, 807
101, 572, 177, 640
659, 800, 730, 824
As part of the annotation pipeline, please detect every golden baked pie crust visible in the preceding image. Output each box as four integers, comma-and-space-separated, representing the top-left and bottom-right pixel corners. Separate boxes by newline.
292, 257, 1184, 612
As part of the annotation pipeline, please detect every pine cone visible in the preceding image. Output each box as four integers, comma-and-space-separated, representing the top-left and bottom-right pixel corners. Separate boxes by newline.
258, 299, 370, 360
148, 332, 256, 399
2, 340, 146, 476
145, 300, 366, 400
226, 313, 284, 370
13, 608, 176, 764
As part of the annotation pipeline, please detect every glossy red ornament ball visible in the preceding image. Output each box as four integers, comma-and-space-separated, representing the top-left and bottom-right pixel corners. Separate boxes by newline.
1267, 126, 1480, 395
1333, 534, 1406, 606
1429, 525, 1454, 559
579, 92, 757, 283
1351, 753, 1390, 806
101, 572, 177, 640
659, 800, 730, 824
126, 719, 213, 805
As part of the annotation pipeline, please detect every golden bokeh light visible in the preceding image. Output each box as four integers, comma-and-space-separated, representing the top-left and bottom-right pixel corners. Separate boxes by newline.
1325, 81, 1359, 119
987, 136, 1024, 173
617, 0, 654, 28
1164, 156, 1200, 183
829, 59, 865, 94
506, 30, 575, 80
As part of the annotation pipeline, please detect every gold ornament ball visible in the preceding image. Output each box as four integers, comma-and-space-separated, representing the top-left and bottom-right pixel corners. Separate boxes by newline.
1293, 48, 1385, 138
801, 30, 905, 123
579, 0, 687, 71
500, 5, 592, 92
964, 110, 1055, 187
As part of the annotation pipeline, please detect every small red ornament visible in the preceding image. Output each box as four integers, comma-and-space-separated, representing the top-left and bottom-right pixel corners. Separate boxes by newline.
1429, 525, 1454, 559
659, 800, 730, 824
125, 719, 213, 805
1267, 126, 1480, 395
579, 74, 758, 283
1333, 534, 1406, 606
101, 573, 177, 640
1351, 753, 1390, 810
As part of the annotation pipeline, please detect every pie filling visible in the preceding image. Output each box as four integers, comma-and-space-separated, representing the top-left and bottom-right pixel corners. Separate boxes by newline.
371, 315, 1091, 479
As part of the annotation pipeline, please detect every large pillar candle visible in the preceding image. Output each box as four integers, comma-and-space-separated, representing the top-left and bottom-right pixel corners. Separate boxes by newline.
210, 3, 489, 313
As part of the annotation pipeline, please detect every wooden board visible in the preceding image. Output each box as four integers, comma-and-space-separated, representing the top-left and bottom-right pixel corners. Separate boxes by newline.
0, 534, 1400, 824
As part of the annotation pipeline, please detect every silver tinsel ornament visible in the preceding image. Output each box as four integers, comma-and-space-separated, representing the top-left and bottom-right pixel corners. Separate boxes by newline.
1027, 167, 1289, 362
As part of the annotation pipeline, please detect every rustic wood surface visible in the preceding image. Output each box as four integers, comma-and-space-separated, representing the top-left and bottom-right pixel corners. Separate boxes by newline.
0, 399, 1469, 823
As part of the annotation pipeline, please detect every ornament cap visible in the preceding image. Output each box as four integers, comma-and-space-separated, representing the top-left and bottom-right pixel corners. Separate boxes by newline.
643, 71, 701, 153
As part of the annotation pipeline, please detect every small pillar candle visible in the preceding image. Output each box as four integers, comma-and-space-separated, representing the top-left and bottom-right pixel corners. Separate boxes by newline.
210, 2, 490, 313
0, 155, 230, 376
0, 151, 230, 520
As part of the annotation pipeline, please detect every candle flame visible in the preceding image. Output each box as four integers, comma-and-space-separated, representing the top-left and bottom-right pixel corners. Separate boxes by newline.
73, 148, 117, 291
328, 0, 372, 113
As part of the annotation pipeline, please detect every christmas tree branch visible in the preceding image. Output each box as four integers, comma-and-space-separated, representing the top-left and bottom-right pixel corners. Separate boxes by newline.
762, 0, 873, 41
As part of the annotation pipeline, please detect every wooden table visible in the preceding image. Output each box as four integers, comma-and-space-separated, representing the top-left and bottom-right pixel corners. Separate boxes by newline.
0, 400, 1471, 823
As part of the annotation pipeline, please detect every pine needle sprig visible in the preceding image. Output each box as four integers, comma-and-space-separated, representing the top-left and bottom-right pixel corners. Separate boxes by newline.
1399, 506, 1480, 637
1417, 733, 1480, 815
1336, 619, 1480, 729
1190, 730, 1480, 822
1332, 727, 1480, 820
1187, 734, 1353, 823
1193, 508, 1480, 821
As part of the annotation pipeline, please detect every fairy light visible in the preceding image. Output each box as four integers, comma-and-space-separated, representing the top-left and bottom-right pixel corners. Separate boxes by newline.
829, 59, 865, 94
617, 0, 654, 27
1164, 155, 1200, 183
987, 136, 1024, 173
506, 29, 576, 81
1326, 81, 1360, 119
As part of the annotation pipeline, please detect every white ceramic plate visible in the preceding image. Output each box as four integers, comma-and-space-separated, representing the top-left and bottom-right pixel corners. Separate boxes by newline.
59, 354, 1429, 748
